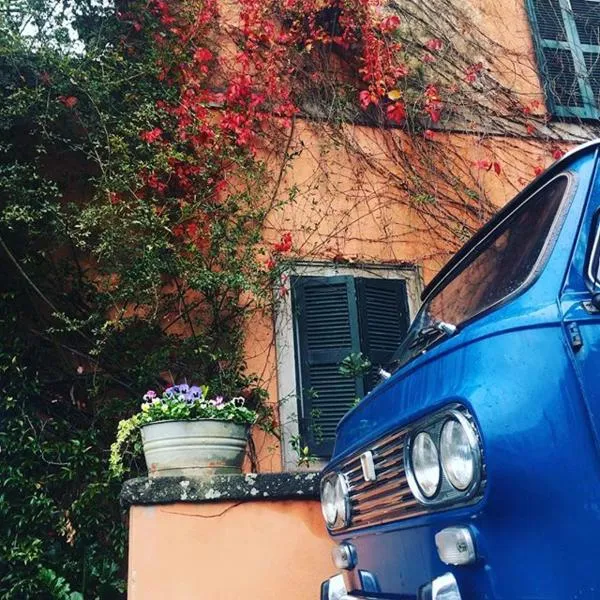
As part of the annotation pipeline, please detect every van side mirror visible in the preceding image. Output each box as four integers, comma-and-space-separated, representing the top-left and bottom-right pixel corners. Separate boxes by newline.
592, 293, 600, 311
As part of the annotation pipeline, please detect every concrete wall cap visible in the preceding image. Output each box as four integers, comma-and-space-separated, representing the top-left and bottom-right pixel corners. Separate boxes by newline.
120, 472, 321, 508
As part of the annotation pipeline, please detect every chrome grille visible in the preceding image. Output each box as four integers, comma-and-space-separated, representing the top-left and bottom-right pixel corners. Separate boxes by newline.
335, 405, 484, 532
339, 426, 427, 531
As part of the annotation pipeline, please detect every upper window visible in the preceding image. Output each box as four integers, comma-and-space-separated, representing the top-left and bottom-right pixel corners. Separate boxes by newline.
291, 275, 410, 458
394, 175, 570, 369
528, 0, 600, 119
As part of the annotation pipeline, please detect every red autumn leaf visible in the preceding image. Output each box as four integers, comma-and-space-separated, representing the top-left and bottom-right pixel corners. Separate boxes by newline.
526, 122, 536, 135
193, 48, 213, 63
146, 172, 167, 193
551, 147, 564, 160
140, 127, 163, 143
492, 162, 502, 175
214, 179, 227, 194
426, 106, 442, 123
424, 129, 436, 140
423, 84, 443, 122
425, 38, 443, 52
273, 232, 292, 253
534, 165, 544, 177
424, 85, 440, 100
359, 90, 376, 110
465, 62, 483, 84
58, 96, 78, 109
386, 101, 406, 123
422, 53, 436, 64
379, 15, 401, 33
474, 159, 491, 170
266, 257, 276, 270
186, 222, 198, 238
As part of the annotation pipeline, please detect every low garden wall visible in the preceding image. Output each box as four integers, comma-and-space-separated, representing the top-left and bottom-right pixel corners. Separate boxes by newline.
121, 473, 332, 599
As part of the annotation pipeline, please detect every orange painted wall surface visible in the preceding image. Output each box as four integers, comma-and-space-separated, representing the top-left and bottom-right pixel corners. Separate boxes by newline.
128, 499, 333, 599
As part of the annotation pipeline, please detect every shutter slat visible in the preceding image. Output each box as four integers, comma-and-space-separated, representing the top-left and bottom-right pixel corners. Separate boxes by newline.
532, 0, 567, 40
570, 0, 600, 46
542, 46, 584, 107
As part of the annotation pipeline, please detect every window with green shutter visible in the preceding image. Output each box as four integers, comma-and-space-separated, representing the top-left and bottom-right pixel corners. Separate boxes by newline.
291, 275, 410, 457
527, 0, 600, 119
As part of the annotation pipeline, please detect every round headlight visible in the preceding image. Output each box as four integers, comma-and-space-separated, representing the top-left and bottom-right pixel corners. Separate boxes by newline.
320, 475, 338, 527
440, 417, 476, 490
411, 431, 441, 498
320, 473, 350, 529
333, 474, 349, 524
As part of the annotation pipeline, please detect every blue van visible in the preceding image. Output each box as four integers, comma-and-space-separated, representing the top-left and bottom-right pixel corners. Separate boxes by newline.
319, 140, 600, 600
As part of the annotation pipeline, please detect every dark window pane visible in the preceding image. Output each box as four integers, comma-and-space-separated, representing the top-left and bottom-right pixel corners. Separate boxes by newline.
428, 176, 569, 325
394, 176, 571, 371
532, 0, 567, 40
543, 47, 585, 107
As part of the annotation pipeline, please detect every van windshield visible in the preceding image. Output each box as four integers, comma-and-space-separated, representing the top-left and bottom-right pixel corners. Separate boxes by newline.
393, 175, 570, 370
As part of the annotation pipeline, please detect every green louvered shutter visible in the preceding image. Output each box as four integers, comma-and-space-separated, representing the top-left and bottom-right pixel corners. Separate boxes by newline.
527, 0, 600, 119
356, 278, 410, 392
292, 276, 363, 457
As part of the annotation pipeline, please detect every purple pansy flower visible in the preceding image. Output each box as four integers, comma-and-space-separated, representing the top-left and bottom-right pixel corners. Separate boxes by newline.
187, 386, 203, 402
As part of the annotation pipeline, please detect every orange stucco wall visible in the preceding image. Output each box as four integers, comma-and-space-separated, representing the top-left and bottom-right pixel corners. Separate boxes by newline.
128, 499, 333, 599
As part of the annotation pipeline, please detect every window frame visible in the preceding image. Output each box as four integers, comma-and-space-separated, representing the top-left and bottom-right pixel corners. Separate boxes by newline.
586, 210, 600, 286
274, 262, 421, 470
527, 0, 600, 119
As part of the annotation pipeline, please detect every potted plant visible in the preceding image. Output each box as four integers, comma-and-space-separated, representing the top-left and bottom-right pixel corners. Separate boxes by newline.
110, 384, 258, 478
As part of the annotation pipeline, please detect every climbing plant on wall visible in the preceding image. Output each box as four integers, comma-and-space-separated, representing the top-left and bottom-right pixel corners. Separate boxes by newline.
1, 0, 597, 596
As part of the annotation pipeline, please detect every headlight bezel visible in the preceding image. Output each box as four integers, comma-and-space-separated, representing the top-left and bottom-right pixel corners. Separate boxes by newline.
405, 406, 483, 507
320, 471, 351, 530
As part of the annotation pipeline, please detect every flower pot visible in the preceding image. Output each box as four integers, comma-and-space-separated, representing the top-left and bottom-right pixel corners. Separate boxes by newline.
141, 419, 249, 478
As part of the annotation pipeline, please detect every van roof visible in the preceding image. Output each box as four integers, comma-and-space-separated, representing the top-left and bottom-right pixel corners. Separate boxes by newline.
421, 138, 600, 302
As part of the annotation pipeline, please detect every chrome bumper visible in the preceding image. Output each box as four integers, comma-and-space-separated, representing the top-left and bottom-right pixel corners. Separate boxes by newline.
321, 572, 461, 600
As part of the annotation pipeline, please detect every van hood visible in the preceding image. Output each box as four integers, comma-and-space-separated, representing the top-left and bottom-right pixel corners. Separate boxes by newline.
330, 298, 561, 464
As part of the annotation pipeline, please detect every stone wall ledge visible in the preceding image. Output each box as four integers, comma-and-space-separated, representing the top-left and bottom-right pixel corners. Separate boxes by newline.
121, 472, 321, 508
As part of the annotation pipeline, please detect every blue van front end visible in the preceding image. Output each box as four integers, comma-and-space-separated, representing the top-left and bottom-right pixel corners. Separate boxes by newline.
319, 142, 600, 599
